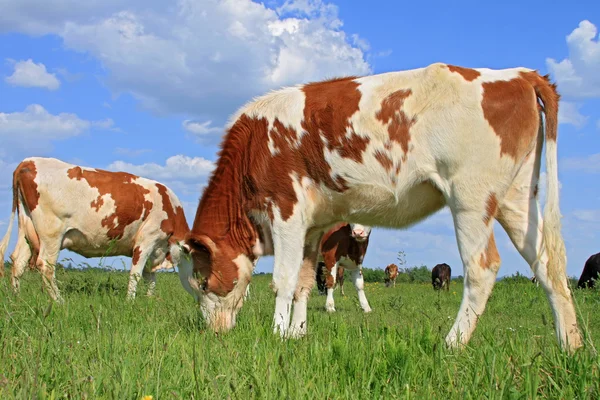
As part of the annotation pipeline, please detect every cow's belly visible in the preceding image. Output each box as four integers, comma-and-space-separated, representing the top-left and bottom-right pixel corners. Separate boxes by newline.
328, 180, 446, 230
61, 228, 137, 258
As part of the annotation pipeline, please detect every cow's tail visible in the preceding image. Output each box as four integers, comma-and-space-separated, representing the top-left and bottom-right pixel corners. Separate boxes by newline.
0, 168, 19, 276
527, 72, 566, 286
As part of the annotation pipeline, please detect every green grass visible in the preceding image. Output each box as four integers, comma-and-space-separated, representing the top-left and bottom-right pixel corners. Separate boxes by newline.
1, 267, 599, 399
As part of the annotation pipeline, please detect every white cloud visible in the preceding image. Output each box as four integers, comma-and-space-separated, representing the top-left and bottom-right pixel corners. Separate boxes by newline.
182, 120, 223, 138
558, 101, 588, 127
108, 155, 215, 195
5, 59, 60, 90
1, 0, 371, 124
0, 104, 113, 158
547, 20, 600, 98
561, 153, 600, 174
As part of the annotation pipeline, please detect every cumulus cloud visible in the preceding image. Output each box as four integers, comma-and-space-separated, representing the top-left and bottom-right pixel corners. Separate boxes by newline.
182, 120, 223, 141
547, 20, 600, 98
108, 155, 215, 196
0, 104, 113, 158
5, 59, 60, 90
558, 101, 588, 127
1, 0, 371, 126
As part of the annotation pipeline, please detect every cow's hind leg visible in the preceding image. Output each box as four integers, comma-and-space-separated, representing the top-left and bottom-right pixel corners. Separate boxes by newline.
10, 233, 32, 293
142, 270, 157, 297
497, 187, 582, 350
289, 236, 321, 338
37, 241, 63, 303
351, 268, 372, 312
446, 189, 502, 349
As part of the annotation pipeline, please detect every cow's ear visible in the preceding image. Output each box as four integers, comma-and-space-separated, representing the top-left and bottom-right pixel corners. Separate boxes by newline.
185, 234, 218, 259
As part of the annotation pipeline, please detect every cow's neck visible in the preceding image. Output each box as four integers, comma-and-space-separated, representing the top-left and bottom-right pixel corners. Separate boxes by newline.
192, 148, 257, 256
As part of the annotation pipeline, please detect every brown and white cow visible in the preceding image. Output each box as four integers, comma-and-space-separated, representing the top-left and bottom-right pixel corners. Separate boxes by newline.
184, 63, 582, 352
384, 264, 398, 287
0, 157, 194, 302
318, 223, 372, 313
432, 263, 452, 291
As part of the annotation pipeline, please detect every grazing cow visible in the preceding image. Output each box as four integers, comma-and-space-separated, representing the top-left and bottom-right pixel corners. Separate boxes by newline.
384, 263, 399, 287
432, 263, 452, 291
577, 252, 600, 289
0, 157, 194, 302
184, 63, 582, 351
318, 223, 372, 313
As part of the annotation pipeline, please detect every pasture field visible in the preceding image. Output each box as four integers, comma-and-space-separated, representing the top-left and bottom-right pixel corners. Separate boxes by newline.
1, 266, 599, 399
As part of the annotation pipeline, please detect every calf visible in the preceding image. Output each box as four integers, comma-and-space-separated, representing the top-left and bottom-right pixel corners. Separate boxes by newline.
384, 263, 399, 287
0, 157, 194, 302
319, 223, 372, 312
184, 62, 582, 352
577, 252, 600, 289
432, 263, 452, 291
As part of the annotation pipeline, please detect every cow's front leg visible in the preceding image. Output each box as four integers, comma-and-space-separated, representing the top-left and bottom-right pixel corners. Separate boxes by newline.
289, 236, 321, 338
325, 262, 338, 312
352, 267, 372, 313
271, 212, 307, 338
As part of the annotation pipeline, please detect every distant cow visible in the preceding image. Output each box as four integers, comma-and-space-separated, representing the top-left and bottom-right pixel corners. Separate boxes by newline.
184, 62, 582, 351
432, 263, 451, 291
384, 264, 398, 287
0, 157, 194, 302
577, 252, 600, 289
318, 223, 372, 313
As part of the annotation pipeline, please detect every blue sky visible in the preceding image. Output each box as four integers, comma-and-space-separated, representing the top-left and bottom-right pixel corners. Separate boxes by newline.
0, 0, 599, 280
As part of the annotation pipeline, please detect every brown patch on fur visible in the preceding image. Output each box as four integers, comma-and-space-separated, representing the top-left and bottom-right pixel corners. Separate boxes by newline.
376, 90, 415, 156
374, 150, 393, 171
132, 246, 142, 265
156, 184, 189, 243
483, 193, 498, 225
482, 75, 541, 160
187, 76, 370, 297
479, 234, 500, 270
447, 65, 481, 81
66, 166, 153, 240
91, 197, 104, 211
14, 160, 40, 212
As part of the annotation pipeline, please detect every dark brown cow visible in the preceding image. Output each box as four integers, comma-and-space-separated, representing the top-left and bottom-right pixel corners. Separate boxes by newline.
432, 263, 452, 291
384, 263, 399, 287
318, 223, 372, 312
184, 62, 582, 351
578, 252, 600, 289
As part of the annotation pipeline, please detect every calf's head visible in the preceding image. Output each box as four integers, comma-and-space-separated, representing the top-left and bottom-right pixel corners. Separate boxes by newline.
349, 223, 372, 242
184, 234, 254, 333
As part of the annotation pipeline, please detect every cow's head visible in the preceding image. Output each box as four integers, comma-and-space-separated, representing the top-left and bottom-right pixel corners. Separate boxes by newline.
349, 223, 372, 242
183, 234, 255, 333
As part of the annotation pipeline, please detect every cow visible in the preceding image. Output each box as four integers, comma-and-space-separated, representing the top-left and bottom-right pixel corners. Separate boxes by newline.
577, 252, 600, 289
318, 223, 372, 313
0, 157, 195, 303
432, 263, 451, 291
183, 62, 582, 352
384, 263, 398, 287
